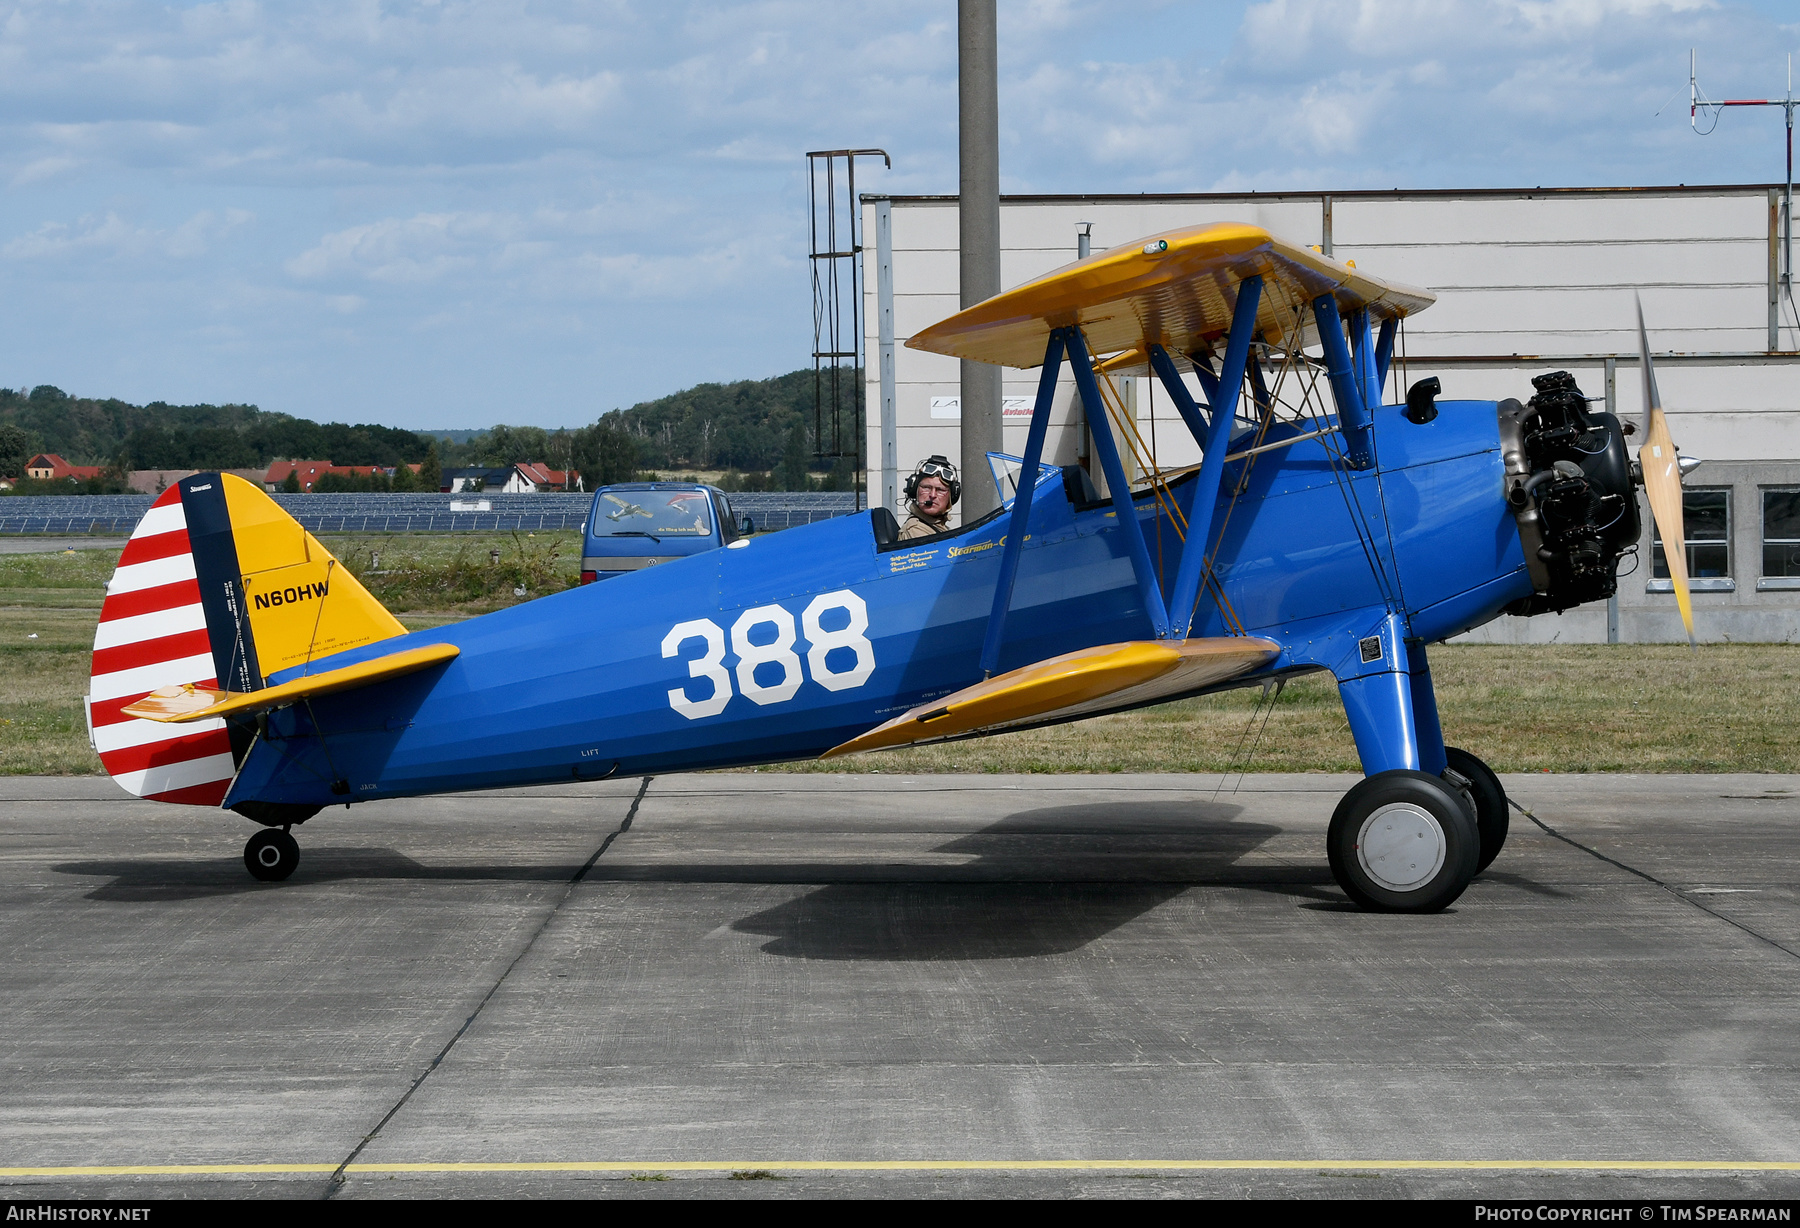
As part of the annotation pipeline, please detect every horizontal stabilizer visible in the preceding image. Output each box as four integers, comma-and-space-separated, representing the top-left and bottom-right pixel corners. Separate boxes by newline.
822, 637, 1279, 758
122, 642, 459, 725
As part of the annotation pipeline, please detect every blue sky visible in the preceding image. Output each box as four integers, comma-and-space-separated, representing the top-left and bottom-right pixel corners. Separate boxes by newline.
0, 0, 1795, 429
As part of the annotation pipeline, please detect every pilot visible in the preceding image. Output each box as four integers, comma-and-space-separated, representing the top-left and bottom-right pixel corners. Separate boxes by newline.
899, 455, 958, 540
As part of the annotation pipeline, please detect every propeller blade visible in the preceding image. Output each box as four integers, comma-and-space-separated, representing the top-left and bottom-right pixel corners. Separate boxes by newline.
1635, 295, 1662, 429
1635, 296, 1695, 648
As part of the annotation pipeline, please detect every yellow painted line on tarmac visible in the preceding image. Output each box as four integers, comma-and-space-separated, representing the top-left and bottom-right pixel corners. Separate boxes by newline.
4, 1159, 1800, 1177
0, 1165, 339, 1177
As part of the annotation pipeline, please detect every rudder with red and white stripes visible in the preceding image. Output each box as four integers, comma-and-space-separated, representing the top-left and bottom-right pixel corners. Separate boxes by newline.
86, 485, 237, 805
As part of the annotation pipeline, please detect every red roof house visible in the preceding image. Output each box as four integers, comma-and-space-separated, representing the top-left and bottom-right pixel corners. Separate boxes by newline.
512, 462, 583, 491
264, 460, 403, 492
25, 454, 106, 482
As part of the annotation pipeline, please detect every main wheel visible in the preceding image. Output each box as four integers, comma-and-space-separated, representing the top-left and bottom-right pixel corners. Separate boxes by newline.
1443, 746, 1508, 873
244, 828, 300, 882
1328, 770, 1480, 913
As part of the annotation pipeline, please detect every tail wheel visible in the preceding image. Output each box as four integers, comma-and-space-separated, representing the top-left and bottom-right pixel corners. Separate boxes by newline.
1328, 770, 1480, 913
1443, 746, 1509, 873
244, 828, 300, 883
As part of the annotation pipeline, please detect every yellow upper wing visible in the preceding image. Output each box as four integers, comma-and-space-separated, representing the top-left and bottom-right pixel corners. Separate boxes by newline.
906, 221, 1436, 369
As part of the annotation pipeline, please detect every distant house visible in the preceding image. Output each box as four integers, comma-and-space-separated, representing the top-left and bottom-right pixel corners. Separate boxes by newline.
264, 460, 415, 492
129, 468, 265, 494
512, 462, 583, 492
442, 466, 514, 494
442, 463, 582, 493
130, 469, 196, 494
25, 454, 106, 482
264, 460, 333, 492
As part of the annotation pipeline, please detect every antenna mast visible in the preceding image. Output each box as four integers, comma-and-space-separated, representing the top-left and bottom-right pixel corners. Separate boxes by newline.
806, 149, 890, 508
1692, 49, 1797, 348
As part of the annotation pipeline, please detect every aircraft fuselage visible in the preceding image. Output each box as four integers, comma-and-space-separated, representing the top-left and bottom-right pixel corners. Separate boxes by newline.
224, 399, 1533, 810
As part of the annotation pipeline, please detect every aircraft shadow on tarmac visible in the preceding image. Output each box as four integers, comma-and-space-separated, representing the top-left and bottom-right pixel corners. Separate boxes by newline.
53, 847, 577, 902
53, 801, 1323, 947
727, 799, 1312, 961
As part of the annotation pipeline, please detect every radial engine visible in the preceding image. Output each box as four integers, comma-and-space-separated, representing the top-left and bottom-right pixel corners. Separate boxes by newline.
1500, 370, 1643, 616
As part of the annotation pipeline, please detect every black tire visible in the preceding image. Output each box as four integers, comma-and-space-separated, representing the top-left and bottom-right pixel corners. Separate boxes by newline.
244, 828, 300, 883
1444, 746, 1508, 874
1327, 770, 1480, 913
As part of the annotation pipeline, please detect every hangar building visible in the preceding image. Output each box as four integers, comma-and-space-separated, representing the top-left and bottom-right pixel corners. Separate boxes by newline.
862, 185, 1799, 643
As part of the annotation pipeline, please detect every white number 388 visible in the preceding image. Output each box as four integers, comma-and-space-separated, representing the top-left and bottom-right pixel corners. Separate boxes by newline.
660, 589, 874, 720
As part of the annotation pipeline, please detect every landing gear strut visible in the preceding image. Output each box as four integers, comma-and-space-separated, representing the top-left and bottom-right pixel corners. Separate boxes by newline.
245, 827, 300, 882
1327, 770, 1480, 913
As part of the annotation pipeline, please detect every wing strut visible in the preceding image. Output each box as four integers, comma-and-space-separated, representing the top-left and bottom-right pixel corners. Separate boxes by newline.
1067, 329, 1174, 642
1190, 352, 1221, 408
1311, 294, 1375, 470
979, 329, 1067, 677
1146, 344, 1210, 443
1350, 307, 1382, 411
1373, 315, 1398, 395
1158, 273, 1263, 640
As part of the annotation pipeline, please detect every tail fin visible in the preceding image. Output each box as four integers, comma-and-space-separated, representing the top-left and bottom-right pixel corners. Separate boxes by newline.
88, 473, 405, 805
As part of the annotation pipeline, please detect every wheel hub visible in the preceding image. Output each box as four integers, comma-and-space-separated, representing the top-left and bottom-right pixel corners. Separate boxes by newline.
256, 844, 282, 868
1356, 803, 1446, 891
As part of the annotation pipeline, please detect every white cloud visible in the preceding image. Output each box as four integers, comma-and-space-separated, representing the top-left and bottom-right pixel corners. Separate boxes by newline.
991, 0, 1791, 192
10, 154, 80, 186
285, 201, 792, 303
2, 208, 250, 261
3, 213, 146, 261
0, 0, 1792, 424
286, 213, 505, 284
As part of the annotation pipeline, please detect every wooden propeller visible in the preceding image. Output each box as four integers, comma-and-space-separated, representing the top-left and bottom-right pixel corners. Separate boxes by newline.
1636, 297, 1695, 649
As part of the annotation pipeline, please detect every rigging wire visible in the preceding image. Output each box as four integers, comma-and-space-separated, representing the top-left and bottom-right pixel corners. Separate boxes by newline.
1232, 677, 1287, 794
1297, 338, 1402, 613
1211, 677, 1286, 800
1184, 291, 1316, 639
1096, 365, 1187, 535
1148, 370, 1163, 582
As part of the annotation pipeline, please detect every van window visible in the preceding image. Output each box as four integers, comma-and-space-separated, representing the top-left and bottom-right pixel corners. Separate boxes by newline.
713, 493, 739, 543
591, 490, 713, 538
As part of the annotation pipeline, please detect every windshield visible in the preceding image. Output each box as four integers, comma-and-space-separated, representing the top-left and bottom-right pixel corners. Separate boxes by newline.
589, 489, 714, 538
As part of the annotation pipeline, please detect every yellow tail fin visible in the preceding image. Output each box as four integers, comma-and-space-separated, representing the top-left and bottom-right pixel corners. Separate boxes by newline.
217, 473, 406, 678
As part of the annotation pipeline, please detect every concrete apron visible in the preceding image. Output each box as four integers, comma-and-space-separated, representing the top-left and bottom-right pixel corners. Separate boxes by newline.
1, 773, 1796, 1199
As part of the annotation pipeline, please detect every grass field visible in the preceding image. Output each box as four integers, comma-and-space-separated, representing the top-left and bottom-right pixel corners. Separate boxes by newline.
764, 642, 1800, 775
322, 531, 584, 613
4, 540, 1796, 777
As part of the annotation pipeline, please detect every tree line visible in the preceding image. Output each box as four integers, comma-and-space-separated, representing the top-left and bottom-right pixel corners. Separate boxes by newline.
597, 367, 861, 491
0, 367, 861, 493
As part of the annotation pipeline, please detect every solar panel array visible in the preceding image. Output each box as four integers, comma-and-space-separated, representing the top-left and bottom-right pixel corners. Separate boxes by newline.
0, 491, 862, 535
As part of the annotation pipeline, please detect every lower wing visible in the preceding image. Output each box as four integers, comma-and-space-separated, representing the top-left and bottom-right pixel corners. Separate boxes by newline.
823, 636, 1279, 758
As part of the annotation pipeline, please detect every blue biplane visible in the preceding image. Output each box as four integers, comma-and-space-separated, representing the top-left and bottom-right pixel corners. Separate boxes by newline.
88, 223, 1695, 912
